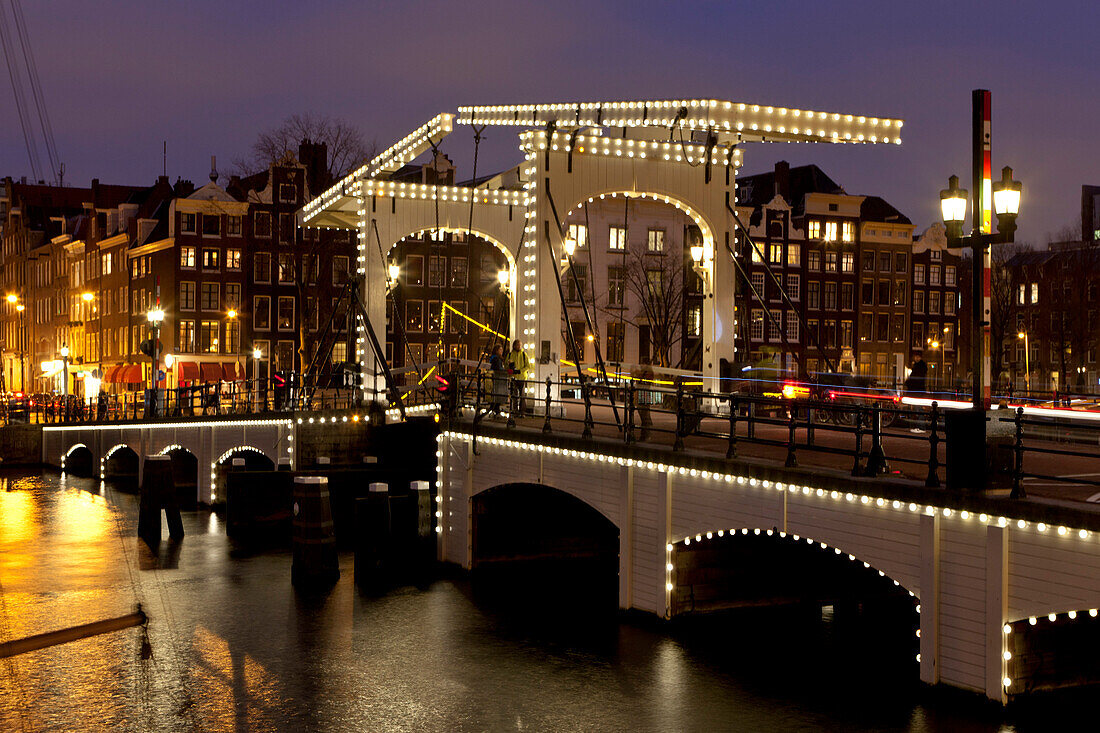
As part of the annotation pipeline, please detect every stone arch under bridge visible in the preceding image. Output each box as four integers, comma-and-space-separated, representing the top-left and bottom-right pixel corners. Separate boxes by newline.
301, 98, 903, 398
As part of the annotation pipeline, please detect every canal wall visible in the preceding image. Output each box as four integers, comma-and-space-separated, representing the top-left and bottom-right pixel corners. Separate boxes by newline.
0, 424, 42, 466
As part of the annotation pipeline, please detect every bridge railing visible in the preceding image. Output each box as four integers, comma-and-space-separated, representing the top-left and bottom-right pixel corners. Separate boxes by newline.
445, 371, 948, 486
995, 408, 1100, 499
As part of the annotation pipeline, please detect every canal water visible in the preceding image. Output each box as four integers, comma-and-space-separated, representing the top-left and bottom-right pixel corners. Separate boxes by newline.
0, 468, 1086, 732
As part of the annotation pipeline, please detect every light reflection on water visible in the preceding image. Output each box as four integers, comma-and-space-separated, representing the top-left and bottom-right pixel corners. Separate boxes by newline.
0, 468, 1075, 732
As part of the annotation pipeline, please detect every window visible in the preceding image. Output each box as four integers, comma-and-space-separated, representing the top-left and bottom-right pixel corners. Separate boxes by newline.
178, 320, 195, 352
202, 213, 220, 236
429, 256, 446, 287
568, 223, 588, 249
944, 295, 955, 315
786, 274, 800, 300
254, 211, 271, 238
277, 296, 294, 330
841, 283, 854, 311
449, 301, 467, 334
840, 320, 853, 348
786, 313, 799, 341
179, 281, 196, 311
279, 183, 297, 203
842, 221, 854, 243
278, 253, 295, 283
859, 314, 873, 341
913, 264, 925, 284
893, 280, 906, 307
787, 245, 800, 267
102, 252, 113, 275
647, 228, 665, 252
202, 248, 219, 269
750, 272, 766, 298
609, 225, 626, 250
450, 257, 468, 288
1030, 283, 1038, 304
861, 280, 874, 306
841, 252, 854, 273
824, 221, 838, 242
929, 265, 941, 286
225, 320, 239, 354
750, 309, 764, 340
200, 321, 219, 353
406, 300, 423, 332
254, 252, 271, 283
821, 320, 836, 349
279, 213, 294, 243
879, 252, 891, 272
131, 258, 140, 279
945, 265, 956, 286
331, 255, 349, 285
768, 243, 783, 264
607, 322, 626, 361
568, 322, 586, 362
891, 315, 904, 343
180, 246, 196, 269
863, 252, 876, 272
405, 255, 424, 286
895, 253, 907, 273
750, 244, 764, 263
878, 279, 891, 306
825, 252, 838, 273
566, 264, 588, 302
944, 327, 954, 349
200, 282, 219, 311
276, 341, 295, 371
226, 283, 240, 310
305, 297, 319, 332
608, 266, 625, 306
768, 309, 782, 341
253, 296, 270, 330
808, 250, 821, 271
807, 281, 821, 309
824, 282, 837, 310
428, 301, 443, 332
807, 220, 821, 239
929, 291, 941, 315
181, 213, 197, 234
226, 249, 241, 270
227, 215, 242, 237
913, 290, 925, 313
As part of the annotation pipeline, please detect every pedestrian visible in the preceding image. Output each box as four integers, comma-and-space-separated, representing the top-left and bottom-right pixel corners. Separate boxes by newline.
504, 339, 532, 414
488, 343, 506, 416
905, 351, 928, 394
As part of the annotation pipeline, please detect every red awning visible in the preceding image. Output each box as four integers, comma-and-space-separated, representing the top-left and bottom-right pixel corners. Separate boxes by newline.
103, 365, 121, 383
200, 363, 222, 382
222, 362, 241, 381
177, 361, 199, 381
121, 365, 143, 384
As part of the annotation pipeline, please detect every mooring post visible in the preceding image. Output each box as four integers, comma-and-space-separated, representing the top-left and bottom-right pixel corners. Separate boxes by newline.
542, 376, 553, 433
926, 402, 941, 488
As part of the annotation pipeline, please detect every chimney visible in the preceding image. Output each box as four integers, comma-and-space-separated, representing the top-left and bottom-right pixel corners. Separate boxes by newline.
210, 155, 218, 183
299, 139, 330, 194
774, 161, 790, 202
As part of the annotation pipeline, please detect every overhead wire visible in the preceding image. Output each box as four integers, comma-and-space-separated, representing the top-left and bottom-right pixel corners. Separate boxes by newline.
9, 0, 58, 182
0, 0, 41, 182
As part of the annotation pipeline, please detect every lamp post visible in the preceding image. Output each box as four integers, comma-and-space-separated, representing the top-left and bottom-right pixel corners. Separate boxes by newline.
15, 301, 25, 394
146, 308, 164, 416
1017, 331, 1030, 395
81, 292, 96, 377
252, 347, 263, 411
59, 345, 70, 397
926, 337, 943, 390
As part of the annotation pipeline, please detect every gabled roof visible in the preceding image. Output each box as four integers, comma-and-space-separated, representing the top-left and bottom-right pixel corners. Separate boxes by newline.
860, 195, 911, 225
736, 164, 844, 214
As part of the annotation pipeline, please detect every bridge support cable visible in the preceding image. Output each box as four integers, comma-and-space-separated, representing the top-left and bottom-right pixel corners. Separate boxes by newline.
545, 180, 622, 429
9, 0, 59, 181
0, 0, 40, 182
371, 219, 427, 384
347, 277, 406, 418
724, 196, 838, 376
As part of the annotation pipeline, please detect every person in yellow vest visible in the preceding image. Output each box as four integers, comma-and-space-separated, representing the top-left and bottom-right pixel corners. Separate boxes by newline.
504, 339, 532, 414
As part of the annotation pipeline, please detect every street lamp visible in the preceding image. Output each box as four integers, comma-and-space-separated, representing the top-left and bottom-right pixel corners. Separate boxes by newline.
387, 262, 400, 290
1017, 331, 1030, 395
60, 345, 70, 397
14, 301, 25, 393
252, 347, 263, 411
926, 337, 943, 389
497, 268, 511, 291
147, 308, 164, 416
939, 164, 1022, 411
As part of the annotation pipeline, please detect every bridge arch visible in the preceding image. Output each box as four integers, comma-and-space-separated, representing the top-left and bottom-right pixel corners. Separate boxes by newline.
470, 482, 620, 612
388, 226, 517, 268
559, 189, 716, 258
156, 445, 199, 508
100, 444, 139, 485
214, 445, 275, 471
61, 443, 93, 477
667, 527, 919, 619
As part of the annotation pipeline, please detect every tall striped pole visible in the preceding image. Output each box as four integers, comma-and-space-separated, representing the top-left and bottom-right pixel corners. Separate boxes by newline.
972, 90, 993, 411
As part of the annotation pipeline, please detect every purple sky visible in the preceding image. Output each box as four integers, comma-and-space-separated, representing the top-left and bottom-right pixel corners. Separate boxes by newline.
3, 1, 1095, 244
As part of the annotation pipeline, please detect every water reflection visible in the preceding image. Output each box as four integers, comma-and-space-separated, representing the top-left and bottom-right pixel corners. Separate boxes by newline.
0, 468, 1089, 731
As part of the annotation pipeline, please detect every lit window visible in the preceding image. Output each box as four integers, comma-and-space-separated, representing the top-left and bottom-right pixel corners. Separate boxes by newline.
609, 226, 626, 250
647, 228, 665, 252
824, 221, 838, 242
807, 220, 821, 239
841, 221, 854, 242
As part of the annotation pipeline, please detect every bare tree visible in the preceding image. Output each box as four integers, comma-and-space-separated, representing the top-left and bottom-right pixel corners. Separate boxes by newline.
616, 248, 688, 368
235, 113, 376, 179
990, 240, 1033, 382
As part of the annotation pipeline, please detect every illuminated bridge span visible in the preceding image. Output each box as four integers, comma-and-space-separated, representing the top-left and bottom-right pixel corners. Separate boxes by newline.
437, 422, 1100, 704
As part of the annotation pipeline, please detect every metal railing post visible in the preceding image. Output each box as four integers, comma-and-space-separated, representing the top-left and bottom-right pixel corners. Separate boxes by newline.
746, 400, 755, 440
852, 407, 864, 476
726, 394, 738, 459
673, 382, 685, 451
785, 403, 798, 468
582, 379, 593, 440
507, 378, 517, 429
925, 401, 941, 488
1011, 406, 1026, 499
625, 381, 636, 444
542, 376, 552, 433
865, 404, 888, 476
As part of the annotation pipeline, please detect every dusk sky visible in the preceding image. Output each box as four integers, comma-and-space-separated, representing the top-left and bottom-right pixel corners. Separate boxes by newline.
2, 0, 1096, 244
